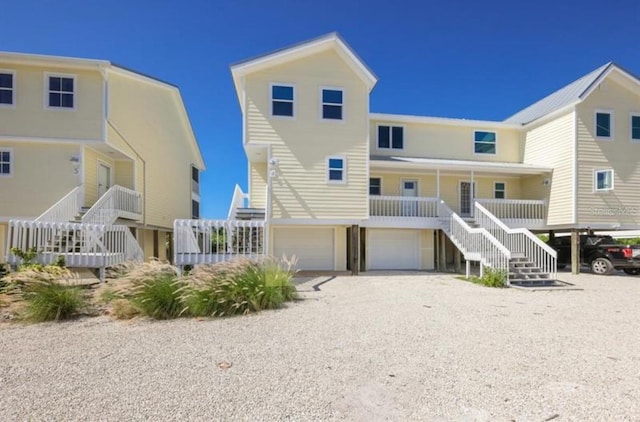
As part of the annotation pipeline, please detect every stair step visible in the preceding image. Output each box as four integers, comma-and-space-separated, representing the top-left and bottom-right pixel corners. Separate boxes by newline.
510, 278, 557, 286
509, 273, 550, 280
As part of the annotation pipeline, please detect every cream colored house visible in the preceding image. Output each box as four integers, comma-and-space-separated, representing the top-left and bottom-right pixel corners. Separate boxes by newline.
174, 33, 640, 284
0, 52, 205, 276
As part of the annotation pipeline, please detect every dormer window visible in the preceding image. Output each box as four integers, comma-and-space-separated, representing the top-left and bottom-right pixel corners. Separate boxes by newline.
271, 84, 294, 117
47, 74, 75, 109
321, 88, 343, 120
378, 125, 404, 149
0, 71, 14, 106
474, 131, 496, 154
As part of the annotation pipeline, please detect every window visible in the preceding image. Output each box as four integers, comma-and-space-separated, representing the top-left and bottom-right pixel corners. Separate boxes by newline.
327, 156, 345, 183
378, 125, 404, 149
0, 149, 12, 176
474, 131, 496, 154
321, 88, 343, 120
271, 84, 294, 117
631, 114, 640, 142
191, 199, 200, 219
594, 169, 613, 191
191, 166, 199, 183
494, 182, 506, 199
595, 111, 613, 139
369, 177, 381, 195
47, 74, 75, 108
0, 71, 14, 106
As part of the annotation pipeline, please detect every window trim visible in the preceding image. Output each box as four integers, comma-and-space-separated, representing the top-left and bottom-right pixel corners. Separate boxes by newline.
0, 148, 14, 177
630, 112, 640, 143
594, 169, 614, 192
594, 109, 614, 140
473, 130, 497, 155
269, 82, 295, 119
493, 181, 506, 199
326, 155, 346, 184
369, 177, 382, 196
319, 86, 344, 122
0, 69, 16, 108
376, 124, 405, 150
44, 72, 77, 111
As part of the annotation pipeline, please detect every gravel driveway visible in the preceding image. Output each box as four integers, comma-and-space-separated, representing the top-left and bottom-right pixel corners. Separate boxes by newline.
1, 271, 639, 421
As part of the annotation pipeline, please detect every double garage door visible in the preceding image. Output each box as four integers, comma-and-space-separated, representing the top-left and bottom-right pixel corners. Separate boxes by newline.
273, 228, 334, 270
368, 229, 420, 270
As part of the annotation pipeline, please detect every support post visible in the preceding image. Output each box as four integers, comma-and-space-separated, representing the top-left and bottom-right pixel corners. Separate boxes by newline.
466, 260, 470, 278
454, 249, 461, 273
351, 225, 359, 275
439, 230, 447, 272
571, 229, 580, 275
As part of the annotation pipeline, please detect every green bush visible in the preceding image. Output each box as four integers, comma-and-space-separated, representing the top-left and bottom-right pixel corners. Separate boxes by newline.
537, 234, 550, 243
616, 237, 640, 245
21, 280, 86, 322
0, 263, 9, 288
468, 266, 507, 288
129, 275, 186, 320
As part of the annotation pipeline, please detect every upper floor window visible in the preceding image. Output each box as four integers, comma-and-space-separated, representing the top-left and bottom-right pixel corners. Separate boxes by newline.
494, 182, 506, 199
191, 199, 200, 219
0, 71, 14, 106
595, 110, 613, 139
47, 74, 75, 109
378, 125, 404, 149
327, 156, 345, 183
594, 169, 613, 191
474, 131, 496, 154
271, 84, 294, 117
321, 88, 343, 120
631, 114, 640, 142
0, 149, 12, 176
369, 177, 381, 195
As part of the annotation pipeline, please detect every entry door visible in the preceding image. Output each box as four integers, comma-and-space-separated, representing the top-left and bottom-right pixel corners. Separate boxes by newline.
98, 163, 111, 198
402, 180, 418, 216
459, 181, 475, 216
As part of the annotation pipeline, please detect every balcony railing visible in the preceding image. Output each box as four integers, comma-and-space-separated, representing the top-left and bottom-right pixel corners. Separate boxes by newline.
474, 199, 546, 228
370, 196, 439, 218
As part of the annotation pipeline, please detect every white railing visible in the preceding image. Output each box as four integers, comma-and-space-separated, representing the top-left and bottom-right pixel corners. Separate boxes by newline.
174, 219, 266, 267
36, 186, 83, 223
475, 199, 547, 227
474, 202, 557, 280
370, 196, 439, 218
227, 184, 249, 220
7, 220, 142, 279
82, 185, 142, 225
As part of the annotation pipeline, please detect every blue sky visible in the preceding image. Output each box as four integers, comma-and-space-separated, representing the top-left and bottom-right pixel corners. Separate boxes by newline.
3, 0, 640, 218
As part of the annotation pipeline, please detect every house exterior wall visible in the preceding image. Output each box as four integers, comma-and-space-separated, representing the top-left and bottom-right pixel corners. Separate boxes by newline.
244, 49, 369, 220
522, 111, 575, 226
249, 162, 267, 208
114, 160, 135, 190
0, 63, 103, 140
576, 76, 640, 227
420, 229, 435, 270
0, 223, 6, 261
82, 146, 115, 207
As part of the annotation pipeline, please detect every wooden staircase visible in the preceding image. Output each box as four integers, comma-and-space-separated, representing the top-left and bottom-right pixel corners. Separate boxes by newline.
509, 254, 557, 286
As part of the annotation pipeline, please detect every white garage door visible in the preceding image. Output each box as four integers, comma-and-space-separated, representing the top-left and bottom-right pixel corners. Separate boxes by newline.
273, 228, 334, 270
368, 229, 420, 270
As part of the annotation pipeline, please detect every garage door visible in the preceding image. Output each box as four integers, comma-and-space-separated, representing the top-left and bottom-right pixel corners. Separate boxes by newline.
273, 228, 334, 270
368, 229, 419, 270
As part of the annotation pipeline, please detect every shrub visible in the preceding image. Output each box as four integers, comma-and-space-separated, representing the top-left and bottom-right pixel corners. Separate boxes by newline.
0, 263, 9, 288
21, 280, 86, 322
468, 266, 507, 288
129, 275, 186, 319
537, 234, 550, 243
616, 237, 640, 245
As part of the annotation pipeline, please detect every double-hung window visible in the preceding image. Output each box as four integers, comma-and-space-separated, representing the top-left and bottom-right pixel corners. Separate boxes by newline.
327, 156, 346, 183
47, 74, 75, 109
369, 177, 381, 195
474, 131, 496, 154
378, 125, 404, 149
271, 84, 294, 117
321, 88, 343, 120
595, 110, 613, 139
0, 71, 14, 106
631, 114, 640, 142
494, 182, 506, 199
0, 149, 12, 176
594, 169, 613, 191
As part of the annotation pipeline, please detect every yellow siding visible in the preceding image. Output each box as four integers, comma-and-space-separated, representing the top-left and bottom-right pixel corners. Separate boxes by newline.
114, 160, 135, 190
0, 223, 6, 262
0, 64, 103, 140
82, 146, 115, 207
245, 50, 369, 220
0, 141, 80, 218
523, 111, 575, 226
369, 120, 522, 163
335, 226, 347, 271
107, 72, 201, 229
576, 77, 640, 226
250, 163, 267, 208
139, 229, 155, 261
420, 229, 435, 270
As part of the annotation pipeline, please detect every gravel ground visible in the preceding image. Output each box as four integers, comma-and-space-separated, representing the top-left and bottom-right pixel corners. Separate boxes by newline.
1, 271, 639, 421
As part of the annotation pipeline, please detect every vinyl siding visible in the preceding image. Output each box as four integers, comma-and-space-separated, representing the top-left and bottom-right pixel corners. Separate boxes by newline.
250, 162, 267, 208
82, 146, 115, 207
0, 223, 6, 261
523, 111, 575, 226
576, 76, 640, 227
244, 49, 369, 220
0, 63, 103, 140
420, 229, 435, 270
115, 160, 135, 190
370, 120, 521, 163
0, 141, 80, 218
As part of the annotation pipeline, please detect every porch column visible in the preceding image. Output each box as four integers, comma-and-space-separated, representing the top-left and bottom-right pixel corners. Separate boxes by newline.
470, 170, 475, 217
439, 230, 447, 272
571, 229, 580, 275
454, 249, 461, 273
351, 225, 359, 275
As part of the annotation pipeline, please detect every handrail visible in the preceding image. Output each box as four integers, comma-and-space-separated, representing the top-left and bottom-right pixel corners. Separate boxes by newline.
35, 186, 82, 222
370, 196, 439, 218
82, 185, 142, 225
475, 198, 547, 221
475, 202, 557, 280
227, 184, 248, 220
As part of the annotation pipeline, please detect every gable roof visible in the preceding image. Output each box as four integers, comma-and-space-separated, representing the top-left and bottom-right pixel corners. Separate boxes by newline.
230, 32, 378, 105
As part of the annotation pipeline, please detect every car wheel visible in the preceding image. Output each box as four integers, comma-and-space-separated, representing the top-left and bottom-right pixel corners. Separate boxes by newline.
623, 268, 640, 275
591, 258, 613, 275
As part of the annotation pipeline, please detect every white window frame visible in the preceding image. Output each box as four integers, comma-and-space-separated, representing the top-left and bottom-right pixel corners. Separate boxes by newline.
594, 109, 614, 140
473, 130, 497, 155
44, 72, 77, 111
376, 124, 405, 150
326, 155, 346, 184
269, 82, 295, 119
493, 181, 506, 199
630, 112, 640, 143
319, 86, 344, 122
0, 148, 13, 177
0, 69, 16, 108
369, 177, 382, 195
594, 169, 614, 192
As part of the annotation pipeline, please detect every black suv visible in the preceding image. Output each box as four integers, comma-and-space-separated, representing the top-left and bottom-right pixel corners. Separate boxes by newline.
547, 235, 640, 275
